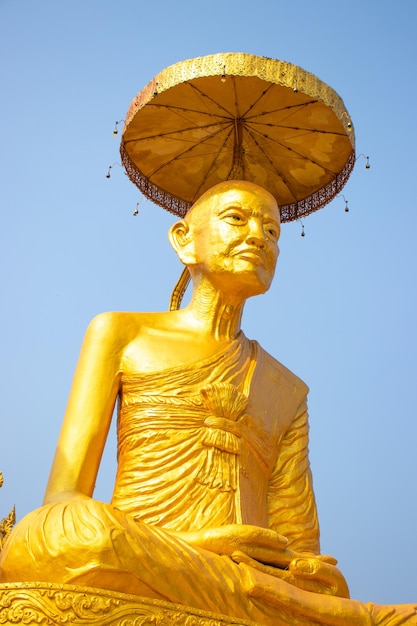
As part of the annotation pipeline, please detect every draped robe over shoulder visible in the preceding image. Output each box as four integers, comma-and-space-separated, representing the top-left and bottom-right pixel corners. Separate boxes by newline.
0, 334, 321, 625
112, 334, 317, 548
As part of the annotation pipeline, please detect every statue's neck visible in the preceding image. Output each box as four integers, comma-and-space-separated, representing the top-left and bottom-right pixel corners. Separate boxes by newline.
184, 278, 245, 342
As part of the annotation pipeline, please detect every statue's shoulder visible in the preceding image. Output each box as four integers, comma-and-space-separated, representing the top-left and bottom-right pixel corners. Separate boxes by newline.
88, 310, 152, 328
253, 340, 309, 397
86, 310, 163, 337
81, 311, 164, 358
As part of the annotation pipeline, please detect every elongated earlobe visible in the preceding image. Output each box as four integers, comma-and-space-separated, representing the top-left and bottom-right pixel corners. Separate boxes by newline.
168, 220, 196, 266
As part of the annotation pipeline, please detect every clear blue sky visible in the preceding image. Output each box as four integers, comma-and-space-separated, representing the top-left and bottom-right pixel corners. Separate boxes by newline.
1, 0, 416, 606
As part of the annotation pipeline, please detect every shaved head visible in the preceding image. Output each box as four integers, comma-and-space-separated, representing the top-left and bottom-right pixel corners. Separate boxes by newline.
186, 180, 280, 225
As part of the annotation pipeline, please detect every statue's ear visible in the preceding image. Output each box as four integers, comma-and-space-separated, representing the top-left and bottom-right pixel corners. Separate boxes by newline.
168, 220, 197, 265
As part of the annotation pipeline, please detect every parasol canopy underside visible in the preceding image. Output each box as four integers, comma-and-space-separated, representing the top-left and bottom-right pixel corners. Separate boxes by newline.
121, 53, 355, 222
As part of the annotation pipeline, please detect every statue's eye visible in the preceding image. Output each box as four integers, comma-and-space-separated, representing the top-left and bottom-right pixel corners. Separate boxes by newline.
224, 212, 246, 224
265, 225, 279, 240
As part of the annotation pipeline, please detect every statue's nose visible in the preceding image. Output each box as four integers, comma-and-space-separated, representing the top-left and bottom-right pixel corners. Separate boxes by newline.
246, 220, 266, 247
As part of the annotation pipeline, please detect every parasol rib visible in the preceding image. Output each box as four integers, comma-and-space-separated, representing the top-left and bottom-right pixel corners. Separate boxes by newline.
138, 123, 235, 179
244, 99, 318, 122
148, 102, 231, 120
191, 126, 237, 202
246, 124, 342, 176
123, 119, 231, 143
250, 123, 349, 137
237, 84, 275, 120
244, 126, 298, 202
187, 82, 236, 118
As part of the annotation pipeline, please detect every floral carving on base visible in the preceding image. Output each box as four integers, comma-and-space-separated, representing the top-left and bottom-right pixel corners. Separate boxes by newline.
0, 583, 258, 626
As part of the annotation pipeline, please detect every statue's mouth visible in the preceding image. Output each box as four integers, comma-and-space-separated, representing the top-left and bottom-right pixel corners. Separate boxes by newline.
233, 249, 266, 266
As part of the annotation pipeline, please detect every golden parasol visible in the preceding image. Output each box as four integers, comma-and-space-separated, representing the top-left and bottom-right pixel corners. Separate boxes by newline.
120, 52, 355, 223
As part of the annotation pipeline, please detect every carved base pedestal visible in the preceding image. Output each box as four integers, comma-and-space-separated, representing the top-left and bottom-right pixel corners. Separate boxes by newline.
0, 582, 259, 625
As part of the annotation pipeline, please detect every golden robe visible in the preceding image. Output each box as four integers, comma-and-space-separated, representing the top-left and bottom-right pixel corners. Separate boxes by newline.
0, 335, 326, 625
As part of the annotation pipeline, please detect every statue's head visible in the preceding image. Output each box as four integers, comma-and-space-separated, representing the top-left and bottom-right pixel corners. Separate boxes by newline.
169, 180, 280, 299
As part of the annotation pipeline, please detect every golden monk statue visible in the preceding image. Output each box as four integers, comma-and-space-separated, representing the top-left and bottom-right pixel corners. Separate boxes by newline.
1, 180, 416, 625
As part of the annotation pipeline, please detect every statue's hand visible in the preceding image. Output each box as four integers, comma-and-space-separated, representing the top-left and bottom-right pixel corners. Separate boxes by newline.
170, 524, 294, 569
232, 550, 350, 598
288, 553, 350, 597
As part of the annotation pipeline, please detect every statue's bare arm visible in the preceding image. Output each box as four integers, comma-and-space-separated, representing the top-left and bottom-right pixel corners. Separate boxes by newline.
43, 313, 125, 505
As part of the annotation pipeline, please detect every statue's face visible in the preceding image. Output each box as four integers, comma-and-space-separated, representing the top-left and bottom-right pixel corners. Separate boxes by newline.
187, 182, 280, 298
